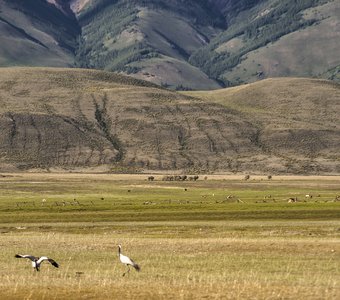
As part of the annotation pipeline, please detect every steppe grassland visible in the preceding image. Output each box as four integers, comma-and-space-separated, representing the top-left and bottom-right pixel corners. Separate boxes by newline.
0, 173, 339, 299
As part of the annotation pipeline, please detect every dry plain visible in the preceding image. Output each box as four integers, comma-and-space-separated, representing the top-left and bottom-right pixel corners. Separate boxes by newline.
0, 173, 339, 299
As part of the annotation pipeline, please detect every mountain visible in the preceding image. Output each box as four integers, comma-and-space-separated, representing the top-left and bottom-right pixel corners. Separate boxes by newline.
0, 0, 79, 67
0, 0, 339, 89
0, 67, 339, 174
74, 0, 225, 90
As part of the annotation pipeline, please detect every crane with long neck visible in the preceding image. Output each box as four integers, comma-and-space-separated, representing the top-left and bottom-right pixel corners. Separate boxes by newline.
118, 245, 140, 276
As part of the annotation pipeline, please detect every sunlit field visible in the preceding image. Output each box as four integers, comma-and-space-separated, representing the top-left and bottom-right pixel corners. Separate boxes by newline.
0, 173, 339, 299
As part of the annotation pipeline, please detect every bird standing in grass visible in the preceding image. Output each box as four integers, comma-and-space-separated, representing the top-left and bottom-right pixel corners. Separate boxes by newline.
118, 244, 140, 276
15, 254, 59, 271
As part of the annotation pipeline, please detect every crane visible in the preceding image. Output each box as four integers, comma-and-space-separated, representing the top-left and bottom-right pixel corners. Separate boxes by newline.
15, 254, 59, 271
118, 245, 140, 276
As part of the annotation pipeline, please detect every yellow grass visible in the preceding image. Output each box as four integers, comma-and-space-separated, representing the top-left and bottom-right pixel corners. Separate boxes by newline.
0, 230, 339, 299
0, 173, 339, 299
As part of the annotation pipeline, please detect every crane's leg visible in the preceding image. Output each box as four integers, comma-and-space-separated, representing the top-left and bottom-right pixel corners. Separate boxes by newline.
122, 265, 130, 277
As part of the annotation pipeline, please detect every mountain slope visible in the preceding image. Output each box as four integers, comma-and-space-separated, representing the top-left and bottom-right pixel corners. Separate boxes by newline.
74, 0, 225, 90
190, 0, 340, 86
0, 67, 339, 174
0, 0, 79, 67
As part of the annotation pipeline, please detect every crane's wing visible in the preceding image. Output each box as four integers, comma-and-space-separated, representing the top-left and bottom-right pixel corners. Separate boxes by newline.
120, 254, 140, 271
48, 258, 59, 268
15, 254, 37, 261
37, 256, 59, 268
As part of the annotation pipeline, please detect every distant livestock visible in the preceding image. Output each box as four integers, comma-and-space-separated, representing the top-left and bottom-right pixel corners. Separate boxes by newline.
288, 197, 298, 203
162, 175, 196, 181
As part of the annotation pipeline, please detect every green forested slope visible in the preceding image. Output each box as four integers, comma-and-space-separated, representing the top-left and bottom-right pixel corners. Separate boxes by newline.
74, 0, 225, 89
190, 0, 339, 86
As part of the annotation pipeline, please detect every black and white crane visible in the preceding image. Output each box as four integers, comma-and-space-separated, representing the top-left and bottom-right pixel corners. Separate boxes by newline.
15, 254, 59, 271
118, 244, 140, 276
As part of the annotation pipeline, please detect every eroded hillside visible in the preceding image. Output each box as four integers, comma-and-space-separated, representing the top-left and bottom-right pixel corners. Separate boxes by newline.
185, 78, 340, 173
0, 68, 339, 174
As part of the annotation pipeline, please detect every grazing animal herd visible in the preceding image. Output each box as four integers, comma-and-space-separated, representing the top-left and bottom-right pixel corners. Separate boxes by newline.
15, 245, 140, 276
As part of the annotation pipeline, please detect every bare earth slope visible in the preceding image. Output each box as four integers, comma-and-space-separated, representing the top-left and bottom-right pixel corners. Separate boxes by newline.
0, 68, 339, 174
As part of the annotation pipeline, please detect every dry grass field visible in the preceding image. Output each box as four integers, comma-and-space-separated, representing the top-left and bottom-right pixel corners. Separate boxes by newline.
0, 173, 339, 299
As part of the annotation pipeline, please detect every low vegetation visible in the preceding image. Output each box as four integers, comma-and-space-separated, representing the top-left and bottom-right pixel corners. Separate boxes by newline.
0, 173, 339, 299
